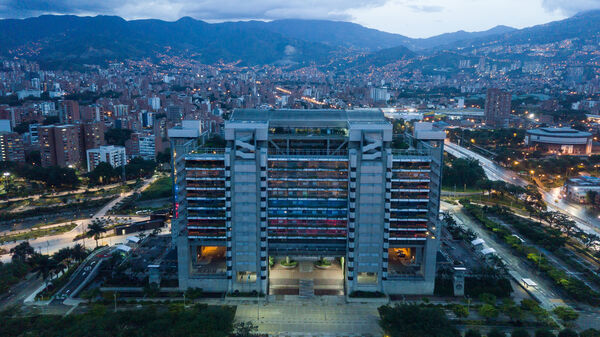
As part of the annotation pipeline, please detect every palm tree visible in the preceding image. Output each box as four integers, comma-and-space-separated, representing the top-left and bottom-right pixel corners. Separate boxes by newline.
53, 247, 74, 265
32, 254, 58, 286
87, 223, 107, 248
71, 243, 88, 262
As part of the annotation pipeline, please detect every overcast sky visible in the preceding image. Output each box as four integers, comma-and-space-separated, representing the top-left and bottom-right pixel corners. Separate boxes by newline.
1, 0, 599, 38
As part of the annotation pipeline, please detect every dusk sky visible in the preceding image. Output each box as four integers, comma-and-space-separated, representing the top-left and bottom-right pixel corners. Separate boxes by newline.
1, 0, 599, 37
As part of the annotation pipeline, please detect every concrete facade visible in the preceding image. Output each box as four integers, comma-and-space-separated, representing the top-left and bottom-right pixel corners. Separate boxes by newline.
170, 109, 444, 295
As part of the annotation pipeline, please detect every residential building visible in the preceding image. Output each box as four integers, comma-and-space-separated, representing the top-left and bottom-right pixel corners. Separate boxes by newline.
484, 88, 511, 128
129, 132, 156, 161
86, 145, 126, 172
39, 124, 81, 167
81, 121, 105, 151
370, 87, 390, 102
115, 104, 129, 117
59, 100, 80, 124
29, 123, 39, 144
149, 97, 161, 110
170, 109, 444, 296
0, 132, 25, 162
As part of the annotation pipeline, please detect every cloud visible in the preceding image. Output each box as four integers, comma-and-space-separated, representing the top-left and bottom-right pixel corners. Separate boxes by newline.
0, 0, 387, 21
408, 5, 444, 13
541, 0, 600, 15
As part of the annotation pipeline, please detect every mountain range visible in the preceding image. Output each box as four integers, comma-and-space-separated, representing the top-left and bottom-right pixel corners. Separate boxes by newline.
0, 11, 599, 68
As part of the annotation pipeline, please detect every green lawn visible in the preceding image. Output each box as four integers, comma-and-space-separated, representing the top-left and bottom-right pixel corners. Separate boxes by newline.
139, 176, 172, 201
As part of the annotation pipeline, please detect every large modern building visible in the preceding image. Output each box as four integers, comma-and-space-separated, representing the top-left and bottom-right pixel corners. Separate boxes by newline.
485, 88, 511, 128
525, 127, 593, 155
170, 109, 444, 296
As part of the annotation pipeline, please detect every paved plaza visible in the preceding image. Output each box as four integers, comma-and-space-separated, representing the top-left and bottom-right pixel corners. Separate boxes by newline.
269, 260, 345, 296
234, 299, 383, 336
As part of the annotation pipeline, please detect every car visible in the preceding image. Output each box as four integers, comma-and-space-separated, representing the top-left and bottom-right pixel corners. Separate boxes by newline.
84, 266, 92, 271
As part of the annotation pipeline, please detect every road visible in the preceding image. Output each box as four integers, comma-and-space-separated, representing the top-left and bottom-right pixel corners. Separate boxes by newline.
445, 141, 600, 235
0, 273, 44, 310
56, 246, 115, 300
0, 176, 158, 263
443, 202, 564, 310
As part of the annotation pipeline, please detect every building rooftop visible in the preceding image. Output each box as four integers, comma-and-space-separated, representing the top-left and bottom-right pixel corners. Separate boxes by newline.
229, 109, 389, 126
527, 127, 592, 138
566, 176, 600, 187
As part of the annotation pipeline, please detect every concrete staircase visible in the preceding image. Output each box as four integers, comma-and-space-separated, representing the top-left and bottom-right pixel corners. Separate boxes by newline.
299, 279, 314, 298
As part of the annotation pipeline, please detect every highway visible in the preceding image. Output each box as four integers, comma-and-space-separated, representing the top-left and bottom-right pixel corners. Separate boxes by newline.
56, 246, 115, 300
443, 202, 564, 310
444, 141, 600, 235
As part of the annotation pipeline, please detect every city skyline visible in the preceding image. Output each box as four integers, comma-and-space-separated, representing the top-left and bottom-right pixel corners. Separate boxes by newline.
0, 0, 595, 38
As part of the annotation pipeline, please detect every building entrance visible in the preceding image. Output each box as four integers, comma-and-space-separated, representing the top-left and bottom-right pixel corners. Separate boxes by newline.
268, 256, 345, 296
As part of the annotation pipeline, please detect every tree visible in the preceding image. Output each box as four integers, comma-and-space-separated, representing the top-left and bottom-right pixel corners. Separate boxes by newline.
70, 244, 88, 262
105, 128, 133, 146
501, 298, 523, 323
465, 329, 482, 337
452, 304, 469, 319
378, 304, 460, 337
479, 293, 497, 305
86, 223, 107, 247
535, 329, 556, 337
478, 304, 499, 321
88, 162, 119, 185
552, 306, 579, 323
581, 329, 600, 337
442, 158, 486, 189
487, 328, 505, 337
10, 242, 35, 262
156, 149, 171, 163
52, 247, 74, 265
80, 287, 100, 304
512, 328, 530, 337
32, 254, 58, 286
233, 321, 258, 337
586, 190, 598, 204
558, 329, 579, 337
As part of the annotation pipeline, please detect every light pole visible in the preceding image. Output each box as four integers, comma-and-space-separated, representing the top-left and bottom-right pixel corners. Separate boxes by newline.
114, 292, 117, 312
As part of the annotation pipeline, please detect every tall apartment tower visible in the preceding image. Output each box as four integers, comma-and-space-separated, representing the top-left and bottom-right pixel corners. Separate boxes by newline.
81, 121, 105, 151
39, 124, 81, 167
0, 132, 25, 162
485, 88, 511, 128
59, 100, 80, 124
170, 109, 444, 296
